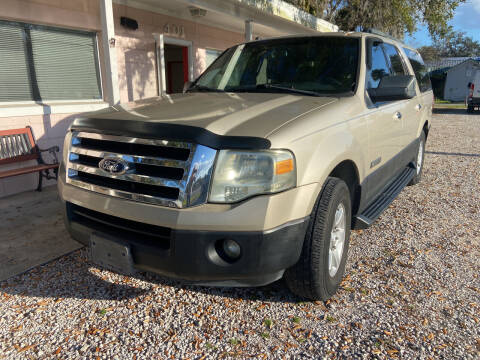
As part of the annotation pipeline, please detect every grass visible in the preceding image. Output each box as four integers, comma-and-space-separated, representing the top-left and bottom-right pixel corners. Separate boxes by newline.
229, 338, 239, 346
434, 99, 466, 109
263, 318, 273, 329
260, 332, 270, 339
326, 315, 336, 323
292, 316, 301, 324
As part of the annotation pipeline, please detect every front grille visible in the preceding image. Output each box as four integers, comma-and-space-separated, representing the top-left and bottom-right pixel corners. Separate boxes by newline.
66, 132, 217, 208
67, 202, 171, 249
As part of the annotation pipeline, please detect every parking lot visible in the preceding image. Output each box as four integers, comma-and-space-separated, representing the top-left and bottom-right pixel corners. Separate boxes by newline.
0, 110, 479, 359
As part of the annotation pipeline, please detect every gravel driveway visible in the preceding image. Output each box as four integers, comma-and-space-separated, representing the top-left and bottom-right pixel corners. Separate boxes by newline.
1, 110, 479, 359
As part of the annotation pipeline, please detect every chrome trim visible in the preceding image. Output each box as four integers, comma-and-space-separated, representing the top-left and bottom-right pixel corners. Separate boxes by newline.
70, 147, 187, 169
67, 178, 181, 208
75, 132, 192, 149
69, 163, 182, 188
66, 132, 217, 208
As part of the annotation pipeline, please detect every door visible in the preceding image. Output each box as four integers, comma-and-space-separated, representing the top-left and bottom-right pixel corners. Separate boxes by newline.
164, 44, 188, 94
364, 39, 406, 201
154, 34, 192, 96
402, 47, 433, 142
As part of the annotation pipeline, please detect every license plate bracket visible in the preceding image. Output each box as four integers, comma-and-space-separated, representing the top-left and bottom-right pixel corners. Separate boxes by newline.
89, 234, 134, 275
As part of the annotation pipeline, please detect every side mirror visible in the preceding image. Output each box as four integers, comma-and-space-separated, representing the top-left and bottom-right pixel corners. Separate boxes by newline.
368, 75, 416, 102
183, 81, 193, 93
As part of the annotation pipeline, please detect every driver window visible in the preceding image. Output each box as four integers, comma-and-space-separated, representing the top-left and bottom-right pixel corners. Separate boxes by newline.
366, 42, 391, 90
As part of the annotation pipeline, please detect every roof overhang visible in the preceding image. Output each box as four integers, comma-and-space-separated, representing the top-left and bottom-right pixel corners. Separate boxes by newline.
114, 0, 338, 38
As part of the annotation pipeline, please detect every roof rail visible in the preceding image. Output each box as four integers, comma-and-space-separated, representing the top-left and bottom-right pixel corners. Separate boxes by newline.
364, 29, 405, 45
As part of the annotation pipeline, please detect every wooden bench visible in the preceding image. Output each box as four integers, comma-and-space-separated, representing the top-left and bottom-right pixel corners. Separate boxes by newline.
0, 127, 59, 191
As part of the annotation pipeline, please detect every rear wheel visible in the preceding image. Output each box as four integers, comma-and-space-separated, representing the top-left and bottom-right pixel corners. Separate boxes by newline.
408, 131, 426, 186
285, 177, 351, 301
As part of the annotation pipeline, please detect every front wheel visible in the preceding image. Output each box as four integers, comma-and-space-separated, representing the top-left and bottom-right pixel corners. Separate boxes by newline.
285, 177, 351, 301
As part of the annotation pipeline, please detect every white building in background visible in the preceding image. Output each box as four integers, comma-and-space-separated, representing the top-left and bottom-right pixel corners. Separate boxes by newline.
443, 59, 480, 101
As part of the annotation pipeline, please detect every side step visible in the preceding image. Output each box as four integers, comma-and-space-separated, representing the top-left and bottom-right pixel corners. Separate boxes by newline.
354, 166, 416, 229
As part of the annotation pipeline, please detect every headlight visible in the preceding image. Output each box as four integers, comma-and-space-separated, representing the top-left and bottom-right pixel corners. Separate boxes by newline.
209, 150, 296, 203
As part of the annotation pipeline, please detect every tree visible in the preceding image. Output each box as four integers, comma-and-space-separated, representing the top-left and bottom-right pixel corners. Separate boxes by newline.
433, 30, 480, 57
417, 46, 441, 62
284, 0, 466, 39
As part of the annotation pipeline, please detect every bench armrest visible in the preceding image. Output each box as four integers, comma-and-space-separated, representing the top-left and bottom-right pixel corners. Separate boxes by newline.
38, 145, 60, 164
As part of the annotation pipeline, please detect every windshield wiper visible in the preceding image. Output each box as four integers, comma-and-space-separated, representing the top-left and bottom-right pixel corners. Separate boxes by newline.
187, 84, 225, 93
226, 84, 321, 97
258, 84, 321, 97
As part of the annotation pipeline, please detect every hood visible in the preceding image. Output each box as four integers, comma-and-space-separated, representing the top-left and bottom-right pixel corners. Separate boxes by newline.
83, 92, 337, 138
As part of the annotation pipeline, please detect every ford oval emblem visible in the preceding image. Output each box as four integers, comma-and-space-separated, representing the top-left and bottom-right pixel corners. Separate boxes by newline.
98, 157, 129, 175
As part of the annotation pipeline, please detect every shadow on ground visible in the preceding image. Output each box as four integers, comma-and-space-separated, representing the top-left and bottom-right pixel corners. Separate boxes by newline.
0, 247, 300, 303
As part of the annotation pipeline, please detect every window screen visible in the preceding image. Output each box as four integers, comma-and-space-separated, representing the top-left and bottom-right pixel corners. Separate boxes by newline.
0, 20, 102, 102
403, 48, 432, 92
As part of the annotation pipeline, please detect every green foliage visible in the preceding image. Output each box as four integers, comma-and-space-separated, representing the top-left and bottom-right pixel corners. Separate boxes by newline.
432, 30, 480, 57
284, 0, 466, 39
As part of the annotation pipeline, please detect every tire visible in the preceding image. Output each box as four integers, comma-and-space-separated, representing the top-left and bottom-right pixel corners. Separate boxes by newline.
285, 177, 351, 301
408, 131, 426, 186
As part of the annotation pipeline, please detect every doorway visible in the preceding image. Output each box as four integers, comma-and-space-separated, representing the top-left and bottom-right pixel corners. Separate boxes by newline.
153, 34, 193, 96
164, 44, 188, 94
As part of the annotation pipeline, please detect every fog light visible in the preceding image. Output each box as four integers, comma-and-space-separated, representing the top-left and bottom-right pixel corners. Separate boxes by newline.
223, 239, 241, 260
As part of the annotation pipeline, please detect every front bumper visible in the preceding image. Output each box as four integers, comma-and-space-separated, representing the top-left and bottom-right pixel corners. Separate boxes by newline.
64, 201, 309, 286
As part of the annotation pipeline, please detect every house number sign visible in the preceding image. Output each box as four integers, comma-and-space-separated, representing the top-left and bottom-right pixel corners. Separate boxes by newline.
163, 24, 185, 38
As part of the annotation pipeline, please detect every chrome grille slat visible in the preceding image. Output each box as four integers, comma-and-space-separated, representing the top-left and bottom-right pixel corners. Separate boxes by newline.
70, 147, 187, 169
67, 178, 182, 208
69, 163, 183, 188
66, 131, 217, 208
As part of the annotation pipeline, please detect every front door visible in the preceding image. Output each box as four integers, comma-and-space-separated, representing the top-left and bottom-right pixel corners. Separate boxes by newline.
164, 44, 188, 94
364, 39, 405, 200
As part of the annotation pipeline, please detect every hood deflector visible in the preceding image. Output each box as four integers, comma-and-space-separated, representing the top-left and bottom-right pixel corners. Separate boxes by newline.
71, 118, 271, 150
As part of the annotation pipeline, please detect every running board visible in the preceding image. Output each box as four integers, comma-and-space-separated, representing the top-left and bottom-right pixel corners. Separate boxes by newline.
354, 166, 416, 229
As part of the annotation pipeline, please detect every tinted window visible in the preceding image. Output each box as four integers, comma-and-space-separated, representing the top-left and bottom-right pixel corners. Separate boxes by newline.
195, 37, 360, 95
382, 43, 406, 75
403, 48, 432, 92
366, 42, 391, 89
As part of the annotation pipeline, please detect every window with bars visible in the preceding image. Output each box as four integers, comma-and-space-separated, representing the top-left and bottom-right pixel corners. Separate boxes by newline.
0, 20, 102, 102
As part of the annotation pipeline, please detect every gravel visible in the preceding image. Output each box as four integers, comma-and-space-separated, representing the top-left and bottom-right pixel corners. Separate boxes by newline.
1, 110, 479, 359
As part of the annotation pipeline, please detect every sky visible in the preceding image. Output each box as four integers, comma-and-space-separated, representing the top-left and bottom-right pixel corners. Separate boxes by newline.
404, 0, 480, 47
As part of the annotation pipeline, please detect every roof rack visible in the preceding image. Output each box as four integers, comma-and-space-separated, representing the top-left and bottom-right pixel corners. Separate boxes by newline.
364, 29, 405, 45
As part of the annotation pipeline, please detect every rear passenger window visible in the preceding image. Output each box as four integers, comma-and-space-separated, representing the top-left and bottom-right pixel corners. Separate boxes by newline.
382, 43, 406, 76
403, 48, 432, 92
366, 42, 391, 89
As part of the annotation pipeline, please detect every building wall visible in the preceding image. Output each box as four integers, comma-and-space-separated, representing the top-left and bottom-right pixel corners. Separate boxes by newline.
444, 61, 480, 101
0, 0, 105, 197
0, 0, 245, 197
113, 4, 244, 103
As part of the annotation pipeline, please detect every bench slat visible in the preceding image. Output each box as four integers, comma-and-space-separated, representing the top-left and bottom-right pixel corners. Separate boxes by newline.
0, 163, 59, 179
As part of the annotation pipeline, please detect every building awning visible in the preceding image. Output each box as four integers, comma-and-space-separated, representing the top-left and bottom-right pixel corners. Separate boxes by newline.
114, 0, 338, 38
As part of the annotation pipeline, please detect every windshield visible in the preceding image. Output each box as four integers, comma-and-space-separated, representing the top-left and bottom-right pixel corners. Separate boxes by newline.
192, 37, 359, 96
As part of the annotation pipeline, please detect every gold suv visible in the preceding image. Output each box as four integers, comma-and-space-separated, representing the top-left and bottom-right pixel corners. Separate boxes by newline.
59, 32, 433, 300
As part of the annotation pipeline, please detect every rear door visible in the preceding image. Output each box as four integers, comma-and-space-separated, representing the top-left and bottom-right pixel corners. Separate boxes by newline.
402, 48, 433, 139
382, 43, 419, 150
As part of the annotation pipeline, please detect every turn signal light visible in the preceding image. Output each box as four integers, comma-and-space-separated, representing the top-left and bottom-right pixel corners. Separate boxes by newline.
275, 159, 294, 175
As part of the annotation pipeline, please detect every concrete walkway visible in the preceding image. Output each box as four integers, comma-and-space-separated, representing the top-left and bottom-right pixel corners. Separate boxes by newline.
0, 185, 82, 281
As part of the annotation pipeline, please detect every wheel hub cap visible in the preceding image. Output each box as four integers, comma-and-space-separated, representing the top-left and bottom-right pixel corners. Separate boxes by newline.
329, 203, 346, 277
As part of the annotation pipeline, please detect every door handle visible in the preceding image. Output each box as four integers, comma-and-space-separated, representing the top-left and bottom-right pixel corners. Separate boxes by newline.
415, 104, 422, 111
393, 111, 402, 120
